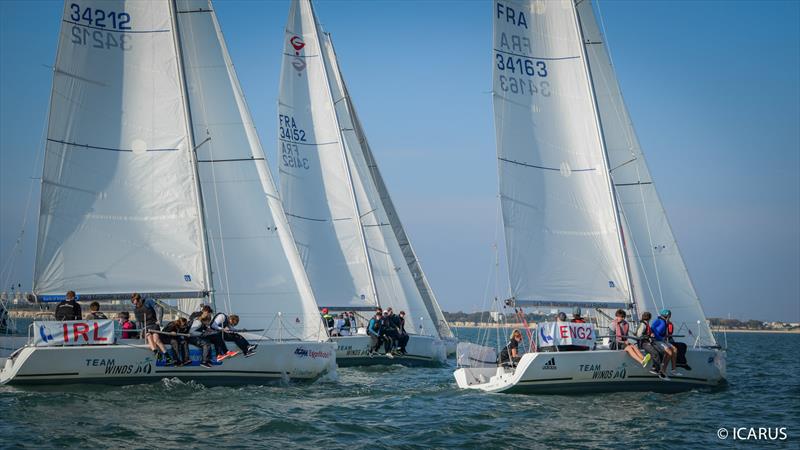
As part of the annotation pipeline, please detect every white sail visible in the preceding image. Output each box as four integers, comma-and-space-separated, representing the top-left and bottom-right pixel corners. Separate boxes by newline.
278, 0, 376, 310
320, 32, 439, 336
34, 0, 208, 298
493, 0, 630, 307
575, 0, 715, 345
175, 0, 326, 340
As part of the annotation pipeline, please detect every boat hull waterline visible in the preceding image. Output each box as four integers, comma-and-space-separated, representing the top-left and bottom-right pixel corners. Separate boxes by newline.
454, 348, 726, 394
332, 334, 446, 367
0, 340, 337, 386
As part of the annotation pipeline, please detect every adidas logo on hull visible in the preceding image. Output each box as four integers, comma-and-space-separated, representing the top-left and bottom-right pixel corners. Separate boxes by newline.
543, 357, 557, 370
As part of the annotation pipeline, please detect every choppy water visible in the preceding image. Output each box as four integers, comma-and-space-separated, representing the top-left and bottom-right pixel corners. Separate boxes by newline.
0, 329, 798, 448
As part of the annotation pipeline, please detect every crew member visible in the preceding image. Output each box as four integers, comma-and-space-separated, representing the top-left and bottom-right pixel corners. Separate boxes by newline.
188, 310, 214, 368
635, 312, 665, 377
321, 308, 334, 333
54, 290, 82, 321
498, 329, 523, 366
610, 309, 650, 367
666, 316, 691, 371
161, 317, 190, 366
85, 301, 107, 320
397, 311, 410, 355
652, 309, 679, 376
132, 293, 170, 364
571, 307, 586, 323
211, 312, 256, 357
367, 312, 383, 356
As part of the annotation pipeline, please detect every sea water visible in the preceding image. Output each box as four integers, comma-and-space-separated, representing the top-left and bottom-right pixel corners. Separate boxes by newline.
0, 329, 797, 448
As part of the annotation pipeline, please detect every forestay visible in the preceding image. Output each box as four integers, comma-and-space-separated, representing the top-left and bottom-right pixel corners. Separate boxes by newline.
278, 0, 375, 310
175, 0, 326, 341
35, 0, 207, 297
320, 31, 439, 336
575, 0, 715, 345
493, 0, 631, 307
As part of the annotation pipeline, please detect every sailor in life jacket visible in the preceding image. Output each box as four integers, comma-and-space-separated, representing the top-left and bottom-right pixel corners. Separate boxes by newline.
210, 312, 258, 357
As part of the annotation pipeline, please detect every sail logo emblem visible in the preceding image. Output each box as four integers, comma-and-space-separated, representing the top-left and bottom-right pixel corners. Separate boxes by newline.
39, 325, 54, 342
539, 326, 553, 344
290, 36, 305, 54
543, 357, 557, 370
184, 274, 192, 282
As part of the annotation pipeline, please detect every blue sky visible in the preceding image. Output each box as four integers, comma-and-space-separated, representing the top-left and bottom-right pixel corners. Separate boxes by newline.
1, 0, 798, 322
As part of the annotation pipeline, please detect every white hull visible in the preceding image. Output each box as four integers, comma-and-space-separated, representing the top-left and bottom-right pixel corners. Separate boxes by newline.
332, 334, 446, 367
0, 339, 336, 386
454, 348, 726, 394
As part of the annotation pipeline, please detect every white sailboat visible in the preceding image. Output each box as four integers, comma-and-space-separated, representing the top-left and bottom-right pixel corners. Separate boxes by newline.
454, 0, 725, 393
0, 0, 335, 386
278, 0, 448, 366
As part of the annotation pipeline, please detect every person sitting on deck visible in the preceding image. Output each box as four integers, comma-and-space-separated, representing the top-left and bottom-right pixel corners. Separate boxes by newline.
54, 290, 82, 321
652, 309, 679, 376
188, 310, 214, 368
85, 301, 107, 320
382, 309, 400, 356
193, 306, 233, 362
211, 312, 256, 357
132, 293, 171, 365
397, 311, 410, 355
666, 315, 692, 371
635, 312, 665, 377
609, 309, 651, 368
498, 329, 523, 367
347, 311, 358, 333
367, 312, 383, 356
161, 317, 190, 366
556, 311, 567, 322
117, 311, 137, 339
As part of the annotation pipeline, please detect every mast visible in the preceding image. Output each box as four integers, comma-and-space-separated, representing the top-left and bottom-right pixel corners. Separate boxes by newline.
308, 1, 380, 307
570, 0, 635, 314
169, 0, 215, 309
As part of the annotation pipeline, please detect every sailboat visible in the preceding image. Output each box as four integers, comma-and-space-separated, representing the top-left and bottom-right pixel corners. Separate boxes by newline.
454, 0, 725, 393
277, 0, 449, 366
0, 0, 335, 385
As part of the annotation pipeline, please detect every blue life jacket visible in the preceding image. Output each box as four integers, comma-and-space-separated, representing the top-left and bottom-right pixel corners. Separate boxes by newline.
651, 318, 668, 341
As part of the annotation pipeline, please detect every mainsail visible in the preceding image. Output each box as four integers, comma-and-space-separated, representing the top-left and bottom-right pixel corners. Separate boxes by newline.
35, 0, 325, 341
279, 0, 442, 336
35, 0, 208, 298
494, 0, 631, 308
575, 0, 716, 345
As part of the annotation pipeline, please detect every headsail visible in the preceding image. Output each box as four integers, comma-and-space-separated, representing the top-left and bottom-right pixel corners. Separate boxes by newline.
175, 0, 326, 340
493, 0, 631, 308
35, 0, 208, 298
575, 0, 716, 345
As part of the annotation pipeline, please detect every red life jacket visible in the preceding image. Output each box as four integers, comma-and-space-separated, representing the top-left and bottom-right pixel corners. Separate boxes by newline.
571, 318, 586, 323
643, 321, 652, 337
667, 321, 674, 336
614, 320, 629, 343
